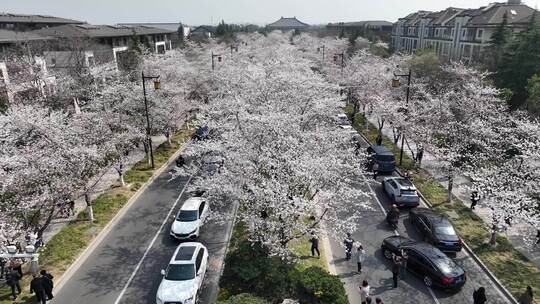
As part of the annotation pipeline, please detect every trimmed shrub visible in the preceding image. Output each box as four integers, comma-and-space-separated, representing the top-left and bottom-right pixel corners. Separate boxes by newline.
217, 293, 271, 304
295, 267, 348, 304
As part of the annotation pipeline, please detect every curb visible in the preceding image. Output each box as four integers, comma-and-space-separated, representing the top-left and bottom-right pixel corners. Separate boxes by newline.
53, 136, 190, 294
218, 201, 240, 277
356, 128, 518, 304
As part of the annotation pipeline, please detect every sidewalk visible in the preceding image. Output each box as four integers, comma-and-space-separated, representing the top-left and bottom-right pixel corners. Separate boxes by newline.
42, 134, 168, 244
368, 116, 540, 268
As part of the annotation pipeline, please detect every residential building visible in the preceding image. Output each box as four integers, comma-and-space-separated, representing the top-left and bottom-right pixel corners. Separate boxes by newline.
32, 24, 175, 68
327, 20, 393, 34
391, 0, 537, 62
0, 13, 83, 31
118, 23, 191, 47
266, 17, 310, 31
190, 26, 216, 38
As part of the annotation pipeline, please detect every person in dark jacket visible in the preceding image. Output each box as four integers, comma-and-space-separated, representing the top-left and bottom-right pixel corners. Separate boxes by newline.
0, 257, 6, 279
6, 268, 21, 300
518, 285, 533, 304
344, 233, 354, 260
30, 275, 47, 304
376, 133, 383, 146
309, 232, 320, 258
473, 287, 487, 304
470, 191, 480, 210
40, 269, 54, 300
391, 262, 399, 288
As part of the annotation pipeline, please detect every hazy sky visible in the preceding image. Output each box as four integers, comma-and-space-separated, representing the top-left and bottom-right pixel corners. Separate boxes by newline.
2, 0, 538, 26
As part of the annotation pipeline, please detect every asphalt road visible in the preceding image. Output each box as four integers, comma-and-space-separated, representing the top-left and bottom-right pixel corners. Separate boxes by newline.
52, 160, 235, 304
326, 139, 511, 304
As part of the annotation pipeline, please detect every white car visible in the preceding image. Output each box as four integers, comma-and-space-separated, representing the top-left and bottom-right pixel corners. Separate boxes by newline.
336, 113, 352, 129
156, 242, 209, 304
170, 197, 210, 240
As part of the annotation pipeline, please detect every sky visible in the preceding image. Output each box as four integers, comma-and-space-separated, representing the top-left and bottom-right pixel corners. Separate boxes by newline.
2, 0, 538, 26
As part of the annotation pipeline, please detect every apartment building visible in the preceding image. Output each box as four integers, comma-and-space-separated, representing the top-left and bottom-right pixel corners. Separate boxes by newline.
0, 13, 83, 31
391, 0, 537, 62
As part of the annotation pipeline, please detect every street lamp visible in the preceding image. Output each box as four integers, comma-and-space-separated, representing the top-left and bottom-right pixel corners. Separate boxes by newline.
334, 52, 345, 74
392, 69, 412, 166
211, 52, 222, 71
317, 45, 325, 62
141, 72, 161, 169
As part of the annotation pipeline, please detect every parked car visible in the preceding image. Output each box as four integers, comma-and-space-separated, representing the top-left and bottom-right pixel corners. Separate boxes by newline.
367, 145, 396, 173
409, 208, 462, 252
381, 236, 466, 290
156, 242, 209, 304
170, 197, 210, 240
336, 113, 352, 129
381, 177, 420, 207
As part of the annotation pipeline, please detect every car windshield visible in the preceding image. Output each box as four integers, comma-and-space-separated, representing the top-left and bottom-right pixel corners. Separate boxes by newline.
177, 210, 198, 221
376, 155, 395, 162
401, 190, 417, 195
165, 264, 196, 281
435, 225, 456, 236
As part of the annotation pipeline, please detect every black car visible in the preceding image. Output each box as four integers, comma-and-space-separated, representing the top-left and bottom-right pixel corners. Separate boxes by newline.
381, 236, 466, 290
409, 208, 462, 252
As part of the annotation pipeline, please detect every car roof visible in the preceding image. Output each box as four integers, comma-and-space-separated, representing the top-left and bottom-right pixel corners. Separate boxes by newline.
404, 242, 449, 261
370, 145, 393, 155
170, 242, 203, 265
337, 113, 348, 118
414, 208, 450, 225
181, 197, 204, 211
388, 177, 416, 189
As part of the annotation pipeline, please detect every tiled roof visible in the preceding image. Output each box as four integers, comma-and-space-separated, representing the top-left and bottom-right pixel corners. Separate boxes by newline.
191, 25, 216, 33
328, 20, 393, 27
0, 13, 83, 24
32, 24, 175, 39
0, 29, 51, 43
117, 23, 183, 32
267, 17, 309, 28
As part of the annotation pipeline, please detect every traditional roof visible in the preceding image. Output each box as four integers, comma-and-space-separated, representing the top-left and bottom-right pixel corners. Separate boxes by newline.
32, 24, 174, 39
191, 25, 216, 33
267, 17, 309, 28
117, 23, 183, 32
0, 29, 51, 43
0, 13, 83, 25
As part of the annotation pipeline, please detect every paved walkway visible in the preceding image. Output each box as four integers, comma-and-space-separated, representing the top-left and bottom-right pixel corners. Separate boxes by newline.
42, 134, 168, 243
367, 116, 540, 268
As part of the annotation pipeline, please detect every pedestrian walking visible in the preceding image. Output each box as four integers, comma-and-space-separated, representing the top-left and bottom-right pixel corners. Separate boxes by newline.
375, 298, 384, 304
10, 258, 23, 278
68, 200, 76, 216
518, 285, 533, 304
372, 162, 379, 180
358, 280, 371, 304
6, 268, 21, 300
376, 133, 383, 146
391, 260, 400, 288
309, 232, 320, 258
355, 141, 362, 156
344, 233, 354, 260
30, 275, 47, 304
356, 243, 365, 273
473, 287, 487, 304
470, 191, 480, 210
175, 155, 185, 167
0, 257, 6, 279
404, 171, 412, 182
399, 249, 408, 278
416, 145, 424, 166
40, 269, 54, 301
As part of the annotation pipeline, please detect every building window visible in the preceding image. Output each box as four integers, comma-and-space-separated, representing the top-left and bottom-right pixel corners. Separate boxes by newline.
462, 29, 467, 39
477, 29, 484, 40
450, 28, 455, 38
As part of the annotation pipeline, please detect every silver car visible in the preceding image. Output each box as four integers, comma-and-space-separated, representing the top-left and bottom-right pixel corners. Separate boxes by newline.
381, 176, 420, 207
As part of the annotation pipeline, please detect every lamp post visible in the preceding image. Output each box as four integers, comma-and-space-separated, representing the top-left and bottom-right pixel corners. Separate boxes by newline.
317, 45, 325, 62
141, 71, 161, 169
211, 52, 222, 71
392, 69, 412, 166
333, 52, 344, 74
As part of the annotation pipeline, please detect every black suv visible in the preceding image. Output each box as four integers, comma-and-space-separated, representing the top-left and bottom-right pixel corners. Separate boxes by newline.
381, 236, 466, 290
409, 208, 462, 252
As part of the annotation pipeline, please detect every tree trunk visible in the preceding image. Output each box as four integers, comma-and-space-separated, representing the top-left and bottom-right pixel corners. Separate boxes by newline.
85, 193, 94, 222
447, 175, 454, 204
489, 230, 497, 246
166, 130, 171, 146
73, 97, 81, 114
117, 163, 125, 187
143, 140, 151, 166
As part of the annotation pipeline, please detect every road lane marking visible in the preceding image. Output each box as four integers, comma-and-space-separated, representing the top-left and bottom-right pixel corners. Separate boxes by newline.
113, 174, 193, 304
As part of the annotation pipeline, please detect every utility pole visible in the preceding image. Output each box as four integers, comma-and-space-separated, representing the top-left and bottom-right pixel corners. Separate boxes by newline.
141, 71, 161, 169
393, 69, 412, 166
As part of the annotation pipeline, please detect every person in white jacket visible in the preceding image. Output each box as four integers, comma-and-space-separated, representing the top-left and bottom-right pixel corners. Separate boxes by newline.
356, 243, 366, 273
359, 280, 371, 304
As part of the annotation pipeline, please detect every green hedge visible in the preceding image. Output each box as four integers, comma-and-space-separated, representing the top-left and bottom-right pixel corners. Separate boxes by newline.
217, 293, 271, 304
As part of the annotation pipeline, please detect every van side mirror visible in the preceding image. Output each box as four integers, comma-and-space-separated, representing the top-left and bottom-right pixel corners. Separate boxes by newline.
160, 269, 166, 276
